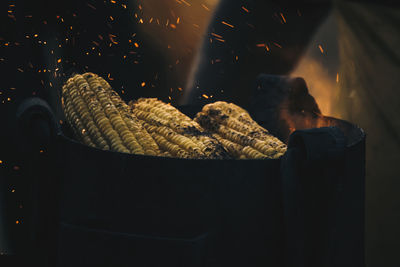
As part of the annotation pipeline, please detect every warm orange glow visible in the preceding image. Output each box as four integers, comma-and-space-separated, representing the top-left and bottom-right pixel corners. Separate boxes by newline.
279, 107, 338, 140
291, 57, 336, 116
141, 82, 146, 87
242, 6, 249, 13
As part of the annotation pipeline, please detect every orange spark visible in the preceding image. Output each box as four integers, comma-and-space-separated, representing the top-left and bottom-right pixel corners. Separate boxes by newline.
214, 38, 225, 43
170, 24, 176, 29
202, 94, 209, 99
221, 21, 234, 28
177, 17, 180, 24
241, 6, 249, 13
141, 82, 146, 87
336, 73, 339, 83
57, 58, 62, 63
201, 4, 210, 11
256, 43, 266, 47
109, 34, 118, 44
134, 42, 139, 48
273, 42, 282, 48
280, 13, 286, 23
181, 0, 191, 7
211, 33, 223, 38
318, 44, 324, 53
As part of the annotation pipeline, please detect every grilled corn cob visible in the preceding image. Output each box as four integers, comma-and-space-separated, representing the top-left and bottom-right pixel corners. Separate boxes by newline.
195, 101, 287, 159
129, 98, 229, 159
61, 73, 160, 155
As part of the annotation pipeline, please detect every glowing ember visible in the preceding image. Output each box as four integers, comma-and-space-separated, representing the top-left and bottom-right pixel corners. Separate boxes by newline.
280, 13, 286, 23
180, 0, 192, 7
221, 21, 235, 28
318, 44, 324, 53
211, 33, 223, 38
273, 42, 282, 48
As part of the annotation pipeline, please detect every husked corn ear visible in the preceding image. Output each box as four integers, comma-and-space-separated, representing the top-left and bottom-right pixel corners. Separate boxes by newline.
195, 101, 287, 159
61, 73, 160, 155
82, 73, 160, 156
129, 98, 229, 159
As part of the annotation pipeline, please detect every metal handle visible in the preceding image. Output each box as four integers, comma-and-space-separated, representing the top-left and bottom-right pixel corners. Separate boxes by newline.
16, 97, 59, 151
281, 126, 347, 267
14, 97, 60, 267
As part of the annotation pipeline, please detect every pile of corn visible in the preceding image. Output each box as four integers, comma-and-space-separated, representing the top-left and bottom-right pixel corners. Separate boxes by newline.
195, 102, 287, 159
61, 72, 286, 159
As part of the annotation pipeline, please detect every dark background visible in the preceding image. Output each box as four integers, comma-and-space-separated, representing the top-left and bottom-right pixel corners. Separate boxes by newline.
1, 0, 399, 266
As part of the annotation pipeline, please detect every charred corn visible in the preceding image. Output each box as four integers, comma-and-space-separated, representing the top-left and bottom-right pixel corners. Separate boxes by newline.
195, 101, 287, 159
129, 98, 229, 159
61, 73, 160, 155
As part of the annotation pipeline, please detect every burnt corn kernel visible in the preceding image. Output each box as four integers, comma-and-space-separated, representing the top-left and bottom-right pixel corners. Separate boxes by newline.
195, 101, 287, 159
129, 98, 229, 159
